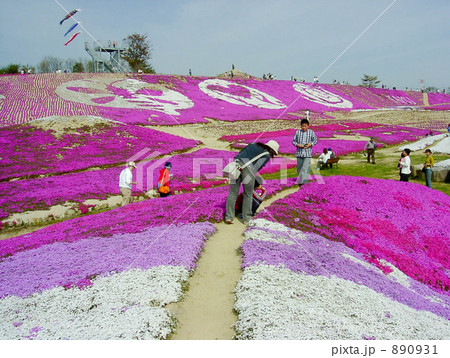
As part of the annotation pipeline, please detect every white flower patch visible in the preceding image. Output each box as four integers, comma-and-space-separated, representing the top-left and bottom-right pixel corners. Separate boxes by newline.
398, 133, 447, 152
56, 78, 194, 115
429, 136, 450, 154
293, 83, 353, 109
0, 266, 189, 340
234, 265, 450, 340
245, 219, 307, 245
388, 95, 416, 105
0, 94, 5, 101
198, 79, 286, 109
434, 159, 450, 168
113, 79, 194, 115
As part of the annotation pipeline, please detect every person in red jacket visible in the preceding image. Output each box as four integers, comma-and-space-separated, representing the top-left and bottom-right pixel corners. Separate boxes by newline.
235, 176, 267, 217
157, 162, 172, 197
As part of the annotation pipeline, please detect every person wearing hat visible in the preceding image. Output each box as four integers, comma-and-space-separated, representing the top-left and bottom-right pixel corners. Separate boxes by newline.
158, 162, 173, 197
119, 161, 137, 206
364, 137, 377, 164
423, 149, 434, 188
225, 140, 279, 225
292, 118, 318, 186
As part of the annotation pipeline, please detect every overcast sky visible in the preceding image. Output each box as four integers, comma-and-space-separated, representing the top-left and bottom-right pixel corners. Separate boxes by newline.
1, 0, 449, 90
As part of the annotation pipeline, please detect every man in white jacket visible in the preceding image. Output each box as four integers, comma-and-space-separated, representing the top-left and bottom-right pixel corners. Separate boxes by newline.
119, 161, 137, 206
398, 148, 411, 182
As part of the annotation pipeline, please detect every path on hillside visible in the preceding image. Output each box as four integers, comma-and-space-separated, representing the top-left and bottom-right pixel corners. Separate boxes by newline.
168, 186, 298, 340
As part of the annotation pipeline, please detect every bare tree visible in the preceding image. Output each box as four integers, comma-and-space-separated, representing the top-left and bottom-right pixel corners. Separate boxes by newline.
37, 56, 65, 73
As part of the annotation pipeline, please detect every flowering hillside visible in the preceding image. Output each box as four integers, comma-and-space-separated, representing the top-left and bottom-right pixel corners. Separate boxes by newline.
0, 179, 296, 339
0, 72, 449, 340
1, 73, 450, 127
0, 118, 199, 181
234, 176, 450, 339
220, 122, 430, 156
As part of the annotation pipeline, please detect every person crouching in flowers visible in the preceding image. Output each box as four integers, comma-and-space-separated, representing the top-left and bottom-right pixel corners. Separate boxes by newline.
423, 149, 434, 188
225, 140, 279, 225
158, 162, 173, 197
234, 175, 267, 217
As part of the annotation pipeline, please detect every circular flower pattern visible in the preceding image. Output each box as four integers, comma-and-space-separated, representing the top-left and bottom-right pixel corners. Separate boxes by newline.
198, 79, 286, 109
293, 83, 353, 108
56, 78, 194, 116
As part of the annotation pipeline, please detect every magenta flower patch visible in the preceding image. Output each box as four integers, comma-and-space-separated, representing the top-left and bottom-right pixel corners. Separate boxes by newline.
256, 176, 450, 294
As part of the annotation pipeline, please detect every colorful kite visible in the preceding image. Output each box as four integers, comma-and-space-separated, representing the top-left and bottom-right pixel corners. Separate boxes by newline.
64, 23, 79, 37
59, 9, 81, 25
64, 31, 81, 46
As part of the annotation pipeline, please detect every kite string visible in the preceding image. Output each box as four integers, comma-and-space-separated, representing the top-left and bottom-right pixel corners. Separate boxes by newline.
52, 0, 127, 72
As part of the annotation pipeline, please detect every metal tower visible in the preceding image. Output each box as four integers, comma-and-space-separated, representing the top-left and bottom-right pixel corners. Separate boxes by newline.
85, 41, 127, 73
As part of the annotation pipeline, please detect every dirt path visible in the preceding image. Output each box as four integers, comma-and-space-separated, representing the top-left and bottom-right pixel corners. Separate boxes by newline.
168, 186, 298, 340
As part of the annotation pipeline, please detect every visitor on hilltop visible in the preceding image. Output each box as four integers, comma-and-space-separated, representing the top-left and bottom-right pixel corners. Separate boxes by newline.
364, 137, 377, 164
158, 162, 173, 197
423, 149, 434, 189
398, 148, 411, 182
447, 124, 450, 136
224, 140, 279, 225
316, 148, 330, 170
292, 118, 318, 187
234, 175, 267, 217
119, 162, 137, 206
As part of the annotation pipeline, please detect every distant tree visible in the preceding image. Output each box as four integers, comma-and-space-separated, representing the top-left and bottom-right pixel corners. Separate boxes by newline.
37, 56, 65, 73
0, 64, 21, 74
72, 62, 84, 73
424, 86, 438, 93
122, 33, 155, 73
361, 74, 380, 88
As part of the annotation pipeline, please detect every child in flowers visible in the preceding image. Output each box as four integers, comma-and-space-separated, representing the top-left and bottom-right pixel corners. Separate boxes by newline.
119, 161, 137, 206
398, 148, 411, 182
225, 140, 279, 225
234, 176, 267, 217
292, 119, 318, 186
423, 149, 434, 188
157, 162, 173, 197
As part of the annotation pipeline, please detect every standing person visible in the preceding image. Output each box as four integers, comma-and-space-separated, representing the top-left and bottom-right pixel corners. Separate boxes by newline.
158, 162, 173, 197
423, 149, 434, 188
398, 148, 411, 182
364, 137, 377, 164
119, 162, 137, 206
225, 140, 279, 225
292, 119, 318, 186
